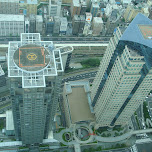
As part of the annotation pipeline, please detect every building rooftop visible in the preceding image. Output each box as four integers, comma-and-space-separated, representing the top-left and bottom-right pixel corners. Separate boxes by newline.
6, 110, 14, 131
65, 81, 94, 124
36, 15, 43, 22
127, 47, 142, 57
73, 0, 80, 7
27, 0, 37, 4
0, 14, 24, 22
120, 13, 152, 49
93, 17, 103, 23
13, 44, 50, 72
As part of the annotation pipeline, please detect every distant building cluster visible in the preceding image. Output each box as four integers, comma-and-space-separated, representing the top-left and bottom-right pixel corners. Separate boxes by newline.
0, 0, 152, 37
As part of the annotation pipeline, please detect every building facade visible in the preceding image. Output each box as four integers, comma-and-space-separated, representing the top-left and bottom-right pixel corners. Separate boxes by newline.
8, 33, 73, 144
0, 0, 19, 15
49, 0, 62, 17
36, 15, 43, 34
91, 13, 152, 127
0, 14, 24, 36
92, 17, 103, 36
90, 0, 99, 17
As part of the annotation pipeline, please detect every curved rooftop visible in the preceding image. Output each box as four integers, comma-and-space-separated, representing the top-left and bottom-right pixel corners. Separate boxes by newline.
13, 44, 50, 72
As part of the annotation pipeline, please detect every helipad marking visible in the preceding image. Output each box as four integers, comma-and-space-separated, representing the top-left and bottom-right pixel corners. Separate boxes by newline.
27, 53, 37, 61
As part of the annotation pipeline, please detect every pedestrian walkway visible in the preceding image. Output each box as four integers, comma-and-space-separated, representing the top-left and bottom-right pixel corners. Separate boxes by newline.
54, 124, 152, 145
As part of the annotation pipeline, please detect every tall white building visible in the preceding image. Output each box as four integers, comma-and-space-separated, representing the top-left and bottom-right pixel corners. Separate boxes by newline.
49, 0, 61, 17
36, 15, 43, 34
0, 14, 24, 36
91, 13, 152, 127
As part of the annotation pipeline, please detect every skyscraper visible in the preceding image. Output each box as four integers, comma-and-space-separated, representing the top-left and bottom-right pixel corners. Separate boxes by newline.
8, 33, 73, 144
91, 13, 152, 127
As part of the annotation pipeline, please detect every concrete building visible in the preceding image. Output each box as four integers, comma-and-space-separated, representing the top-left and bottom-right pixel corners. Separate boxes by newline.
72, 15, 80, 35
46, 17, 54, 35
53, 16, 61, 34
36, 15, 43, 34
71, 0, 81, 17
104, 3, 112, 17
90, 0, 100, 17
25, 17, 30, 33
79, 15, 86, 34
0, 14, 24, 36
29, 15, 36, 33
91, 13, 152, 127
80, 0, 87, 15
60, 17, 68, 35
0, 0, 19, 15
92, 17, 103, 36
72, 15, 85, 35
8, 33, 73, 145
49, 0, 62, 17
63, 81, 95, 127
6, 110, 15, 136
27, 0, 38, 16
105, 9, 119, 36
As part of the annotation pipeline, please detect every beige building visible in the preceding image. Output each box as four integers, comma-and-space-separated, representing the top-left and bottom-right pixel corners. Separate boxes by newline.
27, 0, 38, 16
71, 0, 81, 17
92, 17, 103, 36
91, 14, 152, 127
124, 5, 143, 22
63, 81, 95, 127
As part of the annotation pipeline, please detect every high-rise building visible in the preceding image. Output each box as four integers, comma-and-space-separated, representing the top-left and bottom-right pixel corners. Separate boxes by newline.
0, 14, 24, 36
8, 33, 73, 144
0, 0, 19, 15
91, 13, 152, 127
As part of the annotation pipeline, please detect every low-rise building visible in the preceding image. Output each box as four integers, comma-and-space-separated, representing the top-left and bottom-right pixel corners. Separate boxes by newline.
71, 0, 81, 17
49, 0, 61, 17
27, 0, 38, 16
36, 15, 43, 34
60, 17, 68, 35
0, 14, 24, 36
0, 0, 19, 15
92, 17, 103, 36
90, 0, 100, 17
53, 16, 61, 34
29, 14, 36, 33
63, 81, 95, 127
46, 17, 54, 35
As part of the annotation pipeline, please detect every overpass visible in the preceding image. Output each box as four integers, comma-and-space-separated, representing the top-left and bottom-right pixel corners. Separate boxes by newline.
0, 43, 108, 48
95, 128, 152, 143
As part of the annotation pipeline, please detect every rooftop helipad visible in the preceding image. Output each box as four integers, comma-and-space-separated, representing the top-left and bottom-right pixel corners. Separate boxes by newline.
13, 44, 50, 72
